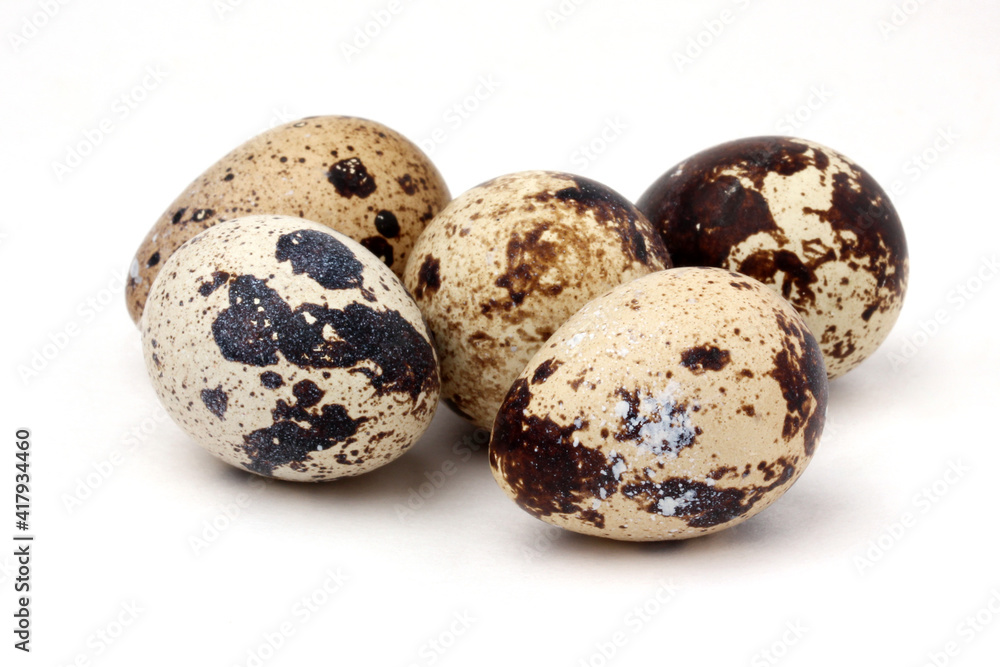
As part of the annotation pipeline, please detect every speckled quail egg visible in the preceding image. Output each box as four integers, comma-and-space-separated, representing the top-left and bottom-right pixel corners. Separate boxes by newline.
402, 170, 672, 430
637, 136, 908, 379
127, 116, 450, 325
140, 215, 439, 481
489, 267, 828, 541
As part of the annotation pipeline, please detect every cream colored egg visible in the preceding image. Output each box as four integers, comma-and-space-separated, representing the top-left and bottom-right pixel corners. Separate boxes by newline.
402, 170, 672, 430
637, 136, 908, 379
141, 215, 439, 481
127, 116, 450, 324
489, 267, 828, 541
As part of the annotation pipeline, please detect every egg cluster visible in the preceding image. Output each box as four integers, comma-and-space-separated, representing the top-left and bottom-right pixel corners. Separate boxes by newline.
129, 120, 907, 541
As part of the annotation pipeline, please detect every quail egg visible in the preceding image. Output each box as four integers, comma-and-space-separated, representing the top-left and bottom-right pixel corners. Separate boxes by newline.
490, 267, 827, 541
403, 170, 671, 429
637, 136, 908, 379
141, 215, 439, 481
127, 116, 450, 324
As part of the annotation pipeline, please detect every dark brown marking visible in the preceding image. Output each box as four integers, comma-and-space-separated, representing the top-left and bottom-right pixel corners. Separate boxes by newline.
327, 157, 376, 198
198, 271, 231, 297
490, 379, 613, 528
275, 229, 367, 291
737, 248, 834, 309
531, 358, 563, 384
413, 255, 441, 300
622, 458, 796, 528
680, 345, 731, 374
359, 236, 394, 267
482, 222, 565, 317
212, 275, 438, 403
768, 309, 828, 453
397, 174, 418, 195
200, 385, 228, 420
374, 210, 400, 238
804, 170, 908, 302
241, 380, 367, 476
535, 174, 671, 268
260, 371, 284, 389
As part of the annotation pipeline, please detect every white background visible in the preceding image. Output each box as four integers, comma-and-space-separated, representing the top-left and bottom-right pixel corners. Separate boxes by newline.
2, 1, 999, 665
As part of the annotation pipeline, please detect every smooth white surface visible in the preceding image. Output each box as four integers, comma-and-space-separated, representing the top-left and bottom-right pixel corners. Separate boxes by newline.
2, 1, 998, 665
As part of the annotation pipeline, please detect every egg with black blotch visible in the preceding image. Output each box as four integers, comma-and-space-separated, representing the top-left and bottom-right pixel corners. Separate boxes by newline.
489, 267, 828, 541
126, 116, 450, 325
140, 215, 440, 481
637, 136, 908, 379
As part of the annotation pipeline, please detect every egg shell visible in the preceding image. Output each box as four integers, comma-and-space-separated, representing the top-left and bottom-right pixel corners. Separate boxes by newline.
402, 170, 672, 430
127, 116, 450, 325
140, 215, 439, 481
489, 267, 828, 541
637, 136, 908, 379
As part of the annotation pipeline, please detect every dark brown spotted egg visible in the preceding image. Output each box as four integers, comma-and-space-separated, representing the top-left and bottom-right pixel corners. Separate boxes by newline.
637, 136, 908, 379
126, 116, 450, 325
489, 267, 827, 541
140, 215, 439, 482
402, 171, 671, 430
